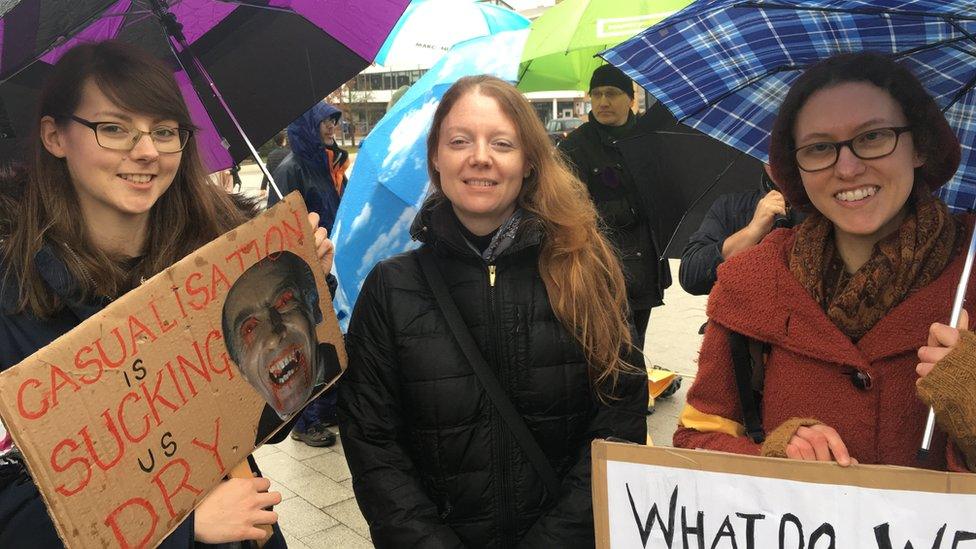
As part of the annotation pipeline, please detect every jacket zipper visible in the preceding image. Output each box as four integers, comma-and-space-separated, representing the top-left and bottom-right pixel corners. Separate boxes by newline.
486, 261, 516, 545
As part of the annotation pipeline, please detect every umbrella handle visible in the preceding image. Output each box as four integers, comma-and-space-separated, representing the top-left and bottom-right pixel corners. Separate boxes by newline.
918, 223, 976, 460
228, 460, 273, 547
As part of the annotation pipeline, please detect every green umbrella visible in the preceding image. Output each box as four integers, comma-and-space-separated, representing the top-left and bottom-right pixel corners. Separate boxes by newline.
517, 0, 691, 92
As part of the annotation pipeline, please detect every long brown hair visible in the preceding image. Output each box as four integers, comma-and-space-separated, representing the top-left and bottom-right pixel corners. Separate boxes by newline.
1, 40, 248, 317
426, 75, 635, 391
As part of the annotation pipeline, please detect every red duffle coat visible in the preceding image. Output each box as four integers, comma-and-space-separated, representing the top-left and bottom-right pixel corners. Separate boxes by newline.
675, 225, 974, 472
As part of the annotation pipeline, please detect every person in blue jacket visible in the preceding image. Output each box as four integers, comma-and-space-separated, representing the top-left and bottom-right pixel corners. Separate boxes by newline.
679, 172, 804, 296
267, 102, 349, 447
0, 40, 334, 548
267, 102, 349, 232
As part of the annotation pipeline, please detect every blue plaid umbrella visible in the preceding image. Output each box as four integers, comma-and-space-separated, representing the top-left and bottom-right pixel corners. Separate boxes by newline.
601, 0, 976, 212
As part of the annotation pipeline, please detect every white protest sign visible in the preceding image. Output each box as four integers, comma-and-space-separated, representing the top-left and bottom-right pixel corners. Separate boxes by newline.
592, 441, 976, 549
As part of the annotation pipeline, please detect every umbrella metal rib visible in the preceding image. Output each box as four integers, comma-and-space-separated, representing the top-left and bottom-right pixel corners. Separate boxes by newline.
673, 64, 799, 127
945, 68, 976, 114
611, 2, 976, 146
892, 35, 975, 60
736, 1, 976, 22
149, 0, 282, 197
665, 7, 976, 113
0, 3, 117, 84
947, 16, 976, 42
657, 150, 746, 259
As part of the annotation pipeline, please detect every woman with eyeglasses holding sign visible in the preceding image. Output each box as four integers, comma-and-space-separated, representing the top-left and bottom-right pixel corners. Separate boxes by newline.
674, 52, 976, 473
0, 41, 334, 547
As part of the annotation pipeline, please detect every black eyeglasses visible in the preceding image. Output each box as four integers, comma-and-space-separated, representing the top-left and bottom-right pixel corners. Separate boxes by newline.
793, 126, 912, 172
59, 114, 192, 153
589, 88, 627, 101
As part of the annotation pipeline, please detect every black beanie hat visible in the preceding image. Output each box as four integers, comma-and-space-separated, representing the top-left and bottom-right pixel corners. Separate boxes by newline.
589, 64, 634, 98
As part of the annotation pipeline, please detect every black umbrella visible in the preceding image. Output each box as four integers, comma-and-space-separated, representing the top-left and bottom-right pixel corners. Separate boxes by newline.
617, 99, 766, 259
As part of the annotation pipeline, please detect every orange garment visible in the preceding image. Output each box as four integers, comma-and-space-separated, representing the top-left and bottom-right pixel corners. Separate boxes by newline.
325, 147, 349, 196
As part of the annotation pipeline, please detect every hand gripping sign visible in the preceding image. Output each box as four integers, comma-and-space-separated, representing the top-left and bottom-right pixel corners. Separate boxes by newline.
0, 193, 345, 549
591, 442, 976, 549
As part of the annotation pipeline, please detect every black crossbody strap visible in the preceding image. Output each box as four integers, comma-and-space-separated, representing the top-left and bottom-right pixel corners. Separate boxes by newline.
728, 331, 765, 443
417, 247, 563, 498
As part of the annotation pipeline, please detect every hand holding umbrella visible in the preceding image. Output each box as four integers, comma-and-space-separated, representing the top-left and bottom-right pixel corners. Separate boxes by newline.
918, 250, 976, 460
918, 310, 970, 376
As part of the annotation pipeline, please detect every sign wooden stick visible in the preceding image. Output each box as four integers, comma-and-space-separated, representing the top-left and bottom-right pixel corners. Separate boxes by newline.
228, 459, 273, 547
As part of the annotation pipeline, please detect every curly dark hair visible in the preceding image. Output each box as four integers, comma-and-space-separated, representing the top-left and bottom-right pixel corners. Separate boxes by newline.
767, 52, 960, 211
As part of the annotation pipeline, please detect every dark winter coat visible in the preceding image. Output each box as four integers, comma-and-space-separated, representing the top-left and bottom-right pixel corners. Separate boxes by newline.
0, 191, 285, 549
678, 189, 765, 296
679, 190, 806, 296
268, 101, 347, 231
675, 226, 975, 472
269, 151, 342, 230
559, 112, 671, 311
337, 199, 648, 548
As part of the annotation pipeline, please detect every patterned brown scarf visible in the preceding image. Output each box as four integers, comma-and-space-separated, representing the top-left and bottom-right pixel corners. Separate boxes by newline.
789, 195, 961, 341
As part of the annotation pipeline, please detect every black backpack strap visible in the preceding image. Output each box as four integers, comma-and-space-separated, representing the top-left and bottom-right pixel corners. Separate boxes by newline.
417, 247, 563, 498
748, 339, 767, 395
728, 331, 765, 443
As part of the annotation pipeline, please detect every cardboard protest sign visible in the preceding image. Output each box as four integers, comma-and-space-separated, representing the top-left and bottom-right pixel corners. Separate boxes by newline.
592, 441, 976, 549
0, 193, 345, 548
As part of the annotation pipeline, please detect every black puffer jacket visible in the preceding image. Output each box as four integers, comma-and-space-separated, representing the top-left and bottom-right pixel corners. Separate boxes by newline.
337, 200, 647, 548
559, 112, 671, 310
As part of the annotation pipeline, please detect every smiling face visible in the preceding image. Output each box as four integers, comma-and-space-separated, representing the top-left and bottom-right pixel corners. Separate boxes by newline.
432, 91, 529, 235
40, 80, 181, 228
793, 81, 924, 241
223, 257, 320, 417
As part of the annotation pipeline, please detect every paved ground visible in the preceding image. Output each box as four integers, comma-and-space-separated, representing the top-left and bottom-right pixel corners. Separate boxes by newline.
235, 165, 709, 547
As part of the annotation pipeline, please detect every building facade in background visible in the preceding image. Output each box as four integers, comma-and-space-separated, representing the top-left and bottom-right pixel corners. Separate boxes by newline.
338, 1, 587, 137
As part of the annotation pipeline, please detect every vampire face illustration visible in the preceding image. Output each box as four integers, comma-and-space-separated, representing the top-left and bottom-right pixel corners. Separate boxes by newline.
222, 252, 324, 418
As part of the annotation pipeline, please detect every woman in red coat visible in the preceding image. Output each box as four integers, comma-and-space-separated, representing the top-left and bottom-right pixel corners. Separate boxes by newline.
675, 51, 975, 472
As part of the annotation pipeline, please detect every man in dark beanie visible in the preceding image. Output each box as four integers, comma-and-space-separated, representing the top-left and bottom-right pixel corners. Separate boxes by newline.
560, 64, 671, 360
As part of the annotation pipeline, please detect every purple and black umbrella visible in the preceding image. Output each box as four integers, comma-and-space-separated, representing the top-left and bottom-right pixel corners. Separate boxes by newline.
0, 0, 409, 187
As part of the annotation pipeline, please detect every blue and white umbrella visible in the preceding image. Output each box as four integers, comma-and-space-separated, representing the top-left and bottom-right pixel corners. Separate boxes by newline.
332, 29, 530, 326
601, 0, 976, 212
375, 0, 529, 69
